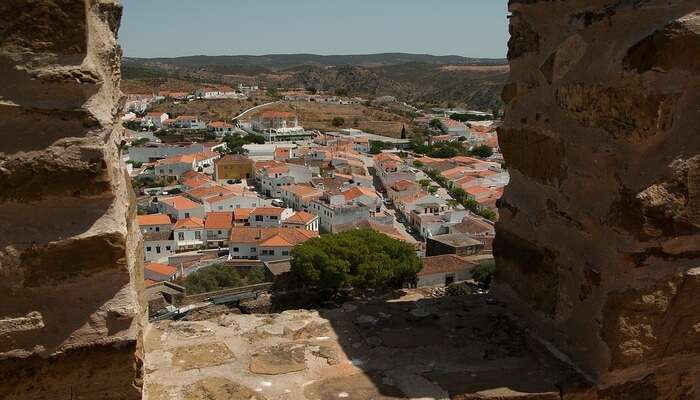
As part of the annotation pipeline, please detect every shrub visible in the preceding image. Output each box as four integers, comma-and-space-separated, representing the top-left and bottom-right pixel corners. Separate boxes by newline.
446, 283, 472, 296
472, 260, 496, 289
183, 264, 242, 294
331, 117, 345, 127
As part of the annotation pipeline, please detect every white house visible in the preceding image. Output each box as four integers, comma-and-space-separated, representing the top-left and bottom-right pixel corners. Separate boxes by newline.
203, 192, 264, 212
173, 217, 205, 250
155, 151, 220, 178
174, 115, 207, 130
196, 85, 239, 100
417, 255, 477, 287
141, 112, 169, 129
282, 211, 320, 232
136, 214, 172, 234
440, 118, 470, 137
228, 227, 318, 261
209, 121, 236, 136
158, 196, 205, 220
204, 212, 233, 248
248, 207, 295, 227
143, 231, 176, 262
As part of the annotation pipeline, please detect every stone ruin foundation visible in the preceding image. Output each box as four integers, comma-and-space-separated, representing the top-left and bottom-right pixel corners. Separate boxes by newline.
0, 0, 698, 399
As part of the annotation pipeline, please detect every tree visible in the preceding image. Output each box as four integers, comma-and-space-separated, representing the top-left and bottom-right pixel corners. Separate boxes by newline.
401, 125, 407, 139
427, 186, 438, 195
472, 260, 495, 289
246, 265, 266, 285
307, 87, 318, 95
183, 264, 242, 294
446, 283, 472, 296
429, 119, 442, 129
332, 117, 345, 127
369, 141, 386, 155
418, 179, 431, 188
413, 160, 424, 168
291, 229, 421, 291
470, 145, 494, 158
334, 88, 348, 97
266, 87, 279, 98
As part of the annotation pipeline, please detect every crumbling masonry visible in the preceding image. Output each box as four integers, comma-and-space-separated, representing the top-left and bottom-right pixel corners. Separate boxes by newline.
495, 0, 700, 397
0, 1, 144, 399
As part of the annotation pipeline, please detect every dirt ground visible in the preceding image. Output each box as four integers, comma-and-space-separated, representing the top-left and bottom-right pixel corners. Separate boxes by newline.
143, 292, 589, 399
244, 101, 414, 138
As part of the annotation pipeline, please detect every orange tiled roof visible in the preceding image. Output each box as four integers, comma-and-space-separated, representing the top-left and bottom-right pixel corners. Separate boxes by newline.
285, 211, 317, 225
342, 186, 378, 202
160, 196, 201, 211
286, 184, 323, 198
173, 217, 204, 230
229, 226, 317, 245
145, 262, 177, 276
204, 212, 234, 229
251, 207, 286, 217
418, 255, 477, 277
137, 214, 171, 226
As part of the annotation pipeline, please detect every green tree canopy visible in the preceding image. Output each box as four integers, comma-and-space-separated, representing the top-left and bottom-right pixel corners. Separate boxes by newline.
470, 144, 494, 158
183, 264, 242, 294
290, 229, 421, 290
331, 117, 345, 127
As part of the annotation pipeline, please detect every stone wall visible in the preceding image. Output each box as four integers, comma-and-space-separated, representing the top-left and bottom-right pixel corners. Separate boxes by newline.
495, 0, 700, 397
0, 1, 144, 399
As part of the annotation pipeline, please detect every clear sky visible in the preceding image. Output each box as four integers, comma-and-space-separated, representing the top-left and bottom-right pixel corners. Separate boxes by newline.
119, 0, 509, 59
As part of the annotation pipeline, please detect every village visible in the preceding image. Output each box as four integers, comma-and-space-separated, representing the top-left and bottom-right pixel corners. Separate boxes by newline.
122, 84, 506, 314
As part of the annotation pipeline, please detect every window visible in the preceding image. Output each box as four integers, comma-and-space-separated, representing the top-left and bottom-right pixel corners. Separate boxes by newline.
269, 250, 275, 256
195, 231, 201, 240
218, 206, 223, 210
218, 230, 222, 234
255, 216, 263, 222
178, 232, 184, 240
146, 246, 152, 252
185, 212, 190, 218
250, 247, 256, 252
233, 247, 239, 252
155, 227, 160, 232
270, 216, 278, 220
168, 169, 173, 174
156, 246, 161, 254
282, 250, 289, 256
166, 246, 171, 251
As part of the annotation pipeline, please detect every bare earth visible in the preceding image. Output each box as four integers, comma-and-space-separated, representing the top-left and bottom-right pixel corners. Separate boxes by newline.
144, 293, 588, 399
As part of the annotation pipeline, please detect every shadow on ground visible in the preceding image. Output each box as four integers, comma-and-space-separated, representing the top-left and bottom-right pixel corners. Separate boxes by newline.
143, 291, 591, 399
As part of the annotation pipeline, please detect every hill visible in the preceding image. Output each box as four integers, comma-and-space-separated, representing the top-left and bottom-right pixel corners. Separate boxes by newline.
122, 53, 509, 111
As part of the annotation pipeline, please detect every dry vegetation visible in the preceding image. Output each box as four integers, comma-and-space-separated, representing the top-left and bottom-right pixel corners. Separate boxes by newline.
247, 101, 415, 138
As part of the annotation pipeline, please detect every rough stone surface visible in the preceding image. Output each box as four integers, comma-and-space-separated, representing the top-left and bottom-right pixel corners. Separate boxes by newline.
496, 0, 700, 396
0, 1, 144, 398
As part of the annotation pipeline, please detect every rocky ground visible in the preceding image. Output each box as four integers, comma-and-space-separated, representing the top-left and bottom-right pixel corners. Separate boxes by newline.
144, 292, 588, 399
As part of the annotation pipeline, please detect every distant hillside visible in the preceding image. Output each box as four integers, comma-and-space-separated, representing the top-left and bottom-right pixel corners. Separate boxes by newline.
122, 53, 509, 111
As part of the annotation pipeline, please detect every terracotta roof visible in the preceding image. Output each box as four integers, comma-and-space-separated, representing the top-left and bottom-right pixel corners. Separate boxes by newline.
144, 279, 158, 287
441, 119, 468, 129
217, 154, 253, 164
418, 255, 477, 277
452, 216, 495, 236
390, 180, 415, 192
137, 214, 171, 226
204, 212, 234, 229
233, 208, 255, 221
145, 262, 177, 277
173, 217, 204, 230
187, 185, 233, 200
284, 211, 317, 225
342, 186, 379, 202
286, 185, 323, 199
251, 207, 286, 217
229, 227, 317, 246
160, 196, 201, 211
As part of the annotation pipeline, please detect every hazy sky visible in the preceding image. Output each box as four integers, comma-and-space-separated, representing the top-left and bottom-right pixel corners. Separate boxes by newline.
119, 0, 509, 58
